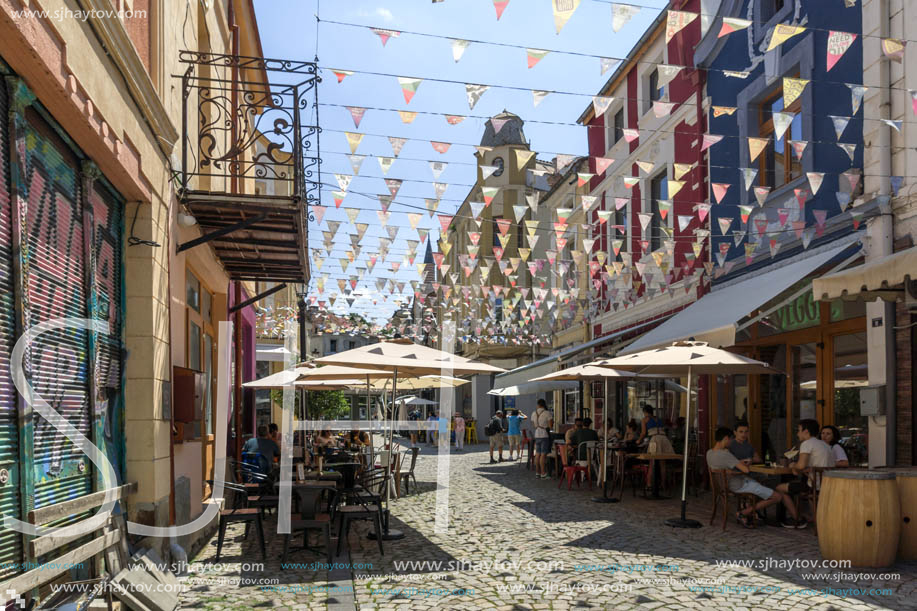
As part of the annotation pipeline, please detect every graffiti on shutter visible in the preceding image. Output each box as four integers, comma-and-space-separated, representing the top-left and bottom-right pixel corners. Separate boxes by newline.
0, 70, 24, 582
21, 116, 93, 511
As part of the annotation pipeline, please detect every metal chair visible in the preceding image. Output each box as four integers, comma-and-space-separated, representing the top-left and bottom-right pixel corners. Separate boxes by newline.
558, 443, 591, 490
210, 480, 266, 561
399, 447, 420, 495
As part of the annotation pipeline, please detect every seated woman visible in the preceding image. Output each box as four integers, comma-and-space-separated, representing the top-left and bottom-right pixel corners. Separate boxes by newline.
315, 429, 338, 449
637, 405, 674, 491
623, 420, 640, 453
820, 425, 849, 467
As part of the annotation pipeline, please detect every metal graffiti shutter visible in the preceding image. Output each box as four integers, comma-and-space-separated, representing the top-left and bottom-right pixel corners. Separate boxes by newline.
0, 70, 23, 582
21, 112, 93, 511
88, 182, 123, 480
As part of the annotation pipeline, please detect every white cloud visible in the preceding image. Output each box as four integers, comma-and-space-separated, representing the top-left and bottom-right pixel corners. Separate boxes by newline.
356, 7, 394, 22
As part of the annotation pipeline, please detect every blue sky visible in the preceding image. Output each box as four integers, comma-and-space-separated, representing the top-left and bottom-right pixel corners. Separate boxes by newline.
255, 0, 665, 324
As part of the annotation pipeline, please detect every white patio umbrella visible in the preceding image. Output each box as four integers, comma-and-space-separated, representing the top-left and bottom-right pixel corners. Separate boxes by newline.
317, 339, 505, 539
529, 364, 635, 502
394, 396, 437, 405
595, 341, 776, 528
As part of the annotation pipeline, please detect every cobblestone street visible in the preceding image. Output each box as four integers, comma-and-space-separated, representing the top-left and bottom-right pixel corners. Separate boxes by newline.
179, 442, 917, 610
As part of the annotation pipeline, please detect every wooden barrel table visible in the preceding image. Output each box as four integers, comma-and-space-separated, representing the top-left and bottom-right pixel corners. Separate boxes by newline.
817, 470, 901, 568
895, 470, 917, 561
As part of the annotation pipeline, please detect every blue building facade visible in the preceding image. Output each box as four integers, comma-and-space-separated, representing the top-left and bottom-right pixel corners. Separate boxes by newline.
695, 0, 864, 273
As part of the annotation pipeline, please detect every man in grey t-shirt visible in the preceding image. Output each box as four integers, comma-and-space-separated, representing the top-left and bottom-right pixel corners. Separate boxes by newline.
707, 427, 800, 528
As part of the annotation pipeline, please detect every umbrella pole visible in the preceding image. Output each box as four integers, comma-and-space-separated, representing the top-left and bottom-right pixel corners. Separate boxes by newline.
370, 366, 404, 540
592, 378, 618, 503
666, 365, 701, 528
367, 375, 374, 469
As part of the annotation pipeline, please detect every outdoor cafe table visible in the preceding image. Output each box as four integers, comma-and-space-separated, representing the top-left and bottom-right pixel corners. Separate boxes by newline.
748, 464, 794, 476
632, 453, 684, 499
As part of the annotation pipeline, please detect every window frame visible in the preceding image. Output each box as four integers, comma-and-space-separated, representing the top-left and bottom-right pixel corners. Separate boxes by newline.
649, 172, 668, 253
758, 81, 802, 190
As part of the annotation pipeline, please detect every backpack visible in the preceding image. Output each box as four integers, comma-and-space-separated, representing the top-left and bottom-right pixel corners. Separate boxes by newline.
484, 419, 499, 437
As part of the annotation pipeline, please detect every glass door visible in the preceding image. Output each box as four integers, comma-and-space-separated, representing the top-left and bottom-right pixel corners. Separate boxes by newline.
830, 332, 868, 466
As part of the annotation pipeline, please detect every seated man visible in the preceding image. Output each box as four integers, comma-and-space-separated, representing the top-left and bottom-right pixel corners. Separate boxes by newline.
776, 419, 835, 526
570, 417, 599, 463
242, 425, 281, 475
729, 422, 761, 464
707, 427, 800, 529
565, 418, 583, 446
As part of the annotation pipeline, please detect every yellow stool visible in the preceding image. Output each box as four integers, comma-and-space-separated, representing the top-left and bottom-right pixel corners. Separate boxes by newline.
467, 423, 478, 444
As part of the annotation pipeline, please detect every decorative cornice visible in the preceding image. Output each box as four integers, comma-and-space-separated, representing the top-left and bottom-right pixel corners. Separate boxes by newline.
77, 0, 178, 157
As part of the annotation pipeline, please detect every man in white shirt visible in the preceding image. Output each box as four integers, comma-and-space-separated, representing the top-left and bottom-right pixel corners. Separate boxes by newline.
777, 418, 835, 527
533, 399, 553, 479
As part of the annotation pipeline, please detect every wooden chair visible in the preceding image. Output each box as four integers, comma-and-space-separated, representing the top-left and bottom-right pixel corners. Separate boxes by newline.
708, 469, 759, 530
0, 483, 136, 610
212, 480, 266, 561
796, 467, 826, 533
399, 447, 420, 495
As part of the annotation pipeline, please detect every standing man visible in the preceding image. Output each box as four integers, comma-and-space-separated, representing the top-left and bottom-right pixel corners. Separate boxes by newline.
533, 399, 553, 479
426, 412, 438, 445
487, 410, 507, 464
506, 409, 524, 460
454, 412, 465, 451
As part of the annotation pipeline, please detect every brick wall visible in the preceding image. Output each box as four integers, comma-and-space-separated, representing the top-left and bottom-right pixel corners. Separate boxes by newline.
896, 302, 914, 466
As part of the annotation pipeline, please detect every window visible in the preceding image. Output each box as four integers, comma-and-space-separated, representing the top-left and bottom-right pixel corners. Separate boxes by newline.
759, 84, 802, 190
202, 289, 212, 324
348, 340, 356, 350
188, 320, 202, 371
649, 173, 668, 252
649, 69, 661, 103
763, 0, 786, 20
613, 108, 624, 145
329, 339, 338, 353
564, 388, 580, 424
186, 271, 201, 312
611, 198, 627, 261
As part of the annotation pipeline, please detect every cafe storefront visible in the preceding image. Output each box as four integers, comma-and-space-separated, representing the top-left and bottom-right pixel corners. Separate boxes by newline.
621, 236, 871, 465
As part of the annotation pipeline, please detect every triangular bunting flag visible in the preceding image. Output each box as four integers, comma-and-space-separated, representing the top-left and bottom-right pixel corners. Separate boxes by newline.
526, 48, 550, 69
748, 137, 769, 162
397, 77, 422, 104
718, 17, 751, 38
827, 31, 857, 71
766, 24, 806, 52
666, 10, 698, 43
345, 132, 363, 154
451, 38, 470, 62
551, 0, 581, 34
466, 84, 489, 110
783, 77, 808, 107
612, 3, 640, 32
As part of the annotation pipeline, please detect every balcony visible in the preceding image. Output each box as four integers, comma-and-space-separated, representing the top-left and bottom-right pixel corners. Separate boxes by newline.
175, 51, 321, 284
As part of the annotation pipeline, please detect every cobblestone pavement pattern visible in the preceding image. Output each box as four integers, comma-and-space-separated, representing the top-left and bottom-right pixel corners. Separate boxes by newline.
180, 442, 917, 610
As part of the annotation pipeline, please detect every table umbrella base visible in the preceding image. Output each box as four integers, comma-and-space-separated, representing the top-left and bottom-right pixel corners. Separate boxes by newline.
591, 496, 619, 503
665, 517, 702, 529
367, 529, 404, 541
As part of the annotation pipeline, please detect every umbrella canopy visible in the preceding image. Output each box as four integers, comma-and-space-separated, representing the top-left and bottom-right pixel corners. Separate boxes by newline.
529, 364, 635, 382
242, 367, 313, 389
593, 340, 774, 528
593, 341, 776, 375
394, 396, 436, 405
316, 338, 506, 376
297, 365, 394, 381
488, 380, 578, 396
370, 375, 469, 390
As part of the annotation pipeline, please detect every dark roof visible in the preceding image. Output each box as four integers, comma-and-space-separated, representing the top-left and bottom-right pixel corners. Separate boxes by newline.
480, 110, 527, 146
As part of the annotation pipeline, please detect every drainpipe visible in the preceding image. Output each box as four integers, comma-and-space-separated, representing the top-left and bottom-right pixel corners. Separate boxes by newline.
866, 0, 896, 467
